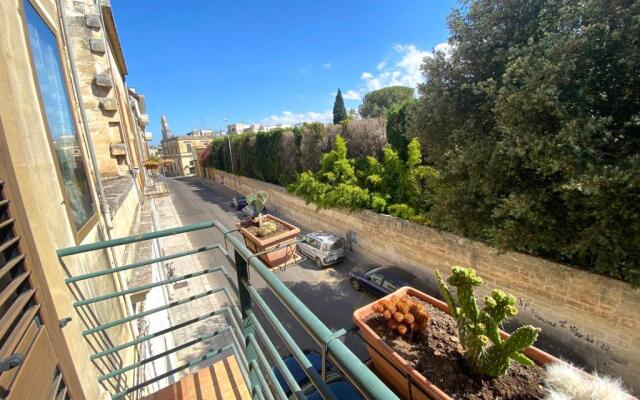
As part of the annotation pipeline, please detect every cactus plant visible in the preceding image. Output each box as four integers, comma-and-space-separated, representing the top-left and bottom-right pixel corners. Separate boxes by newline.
436, 266, 541, 377
543, 362, 631, 400
246, 191, 277, 236
372, 295, 430, 337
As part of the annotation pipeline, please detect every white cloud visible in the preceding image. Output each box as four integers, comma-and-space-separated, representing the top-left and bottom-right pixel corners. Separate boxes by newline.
434, 42, 452, 57
360, 44, 435, 91
342, 90, 361, 100
261, 110, 332, 125
355, 42, 448, 93
323, 62, 332, 68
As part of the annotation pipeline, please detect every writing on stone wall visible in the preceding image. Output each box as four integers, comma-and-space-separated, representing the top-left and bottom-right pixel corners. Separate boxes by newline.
518, 298, 611, 352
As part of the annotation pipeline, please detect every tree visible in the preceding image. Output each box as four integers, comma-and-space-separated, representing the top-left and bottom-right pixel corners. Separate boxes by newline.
386, 99, 418, 161
359, 86, 414, 118
333, 89, 348, 124
289, 135, 369, 210
416, 0, 640, 285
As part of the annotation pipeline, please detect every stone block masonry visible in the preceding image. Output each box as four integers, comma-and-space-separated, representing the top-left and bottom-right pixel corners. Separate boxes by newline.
206, 168, 640, 394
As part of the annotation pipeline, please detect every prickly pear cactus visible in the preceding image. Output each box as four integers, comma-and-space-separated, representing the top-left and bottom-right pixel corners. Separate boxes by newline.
256, 221, 277, 237
246, 191, 268, 215
436, 266, 540, 377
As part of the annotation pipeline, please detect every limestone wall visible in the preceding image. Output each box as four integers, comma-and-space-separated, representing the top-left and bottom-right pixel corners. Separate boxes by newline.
207, 168, 640, 392
62, 0, 136, 178
0, 1, 137, 397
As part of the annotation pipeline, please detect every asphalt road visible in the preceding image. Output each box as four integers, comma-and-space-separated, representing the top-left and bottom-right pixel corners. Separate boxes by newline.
161, 175, 377, 361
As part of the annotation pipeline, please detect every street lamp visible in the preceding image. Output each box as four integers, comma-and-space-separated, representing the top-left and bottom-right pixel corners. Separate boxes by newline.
224, 118, 239, 197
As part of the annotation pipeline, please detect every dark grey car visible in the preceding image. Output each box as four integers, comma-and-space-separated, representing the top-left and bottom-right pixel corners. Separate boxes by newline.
348, 265, 433, 297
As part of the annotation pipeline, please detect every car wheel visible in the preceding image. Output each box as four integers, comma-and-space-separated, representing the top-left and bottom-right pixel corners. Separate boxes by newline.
351, 278, 360, 291
315, 257, 323, 268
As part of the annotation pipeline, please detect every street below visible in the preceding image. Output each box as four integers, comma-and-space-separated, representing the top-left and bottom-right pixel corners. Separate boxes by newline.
161, 175, 378, 361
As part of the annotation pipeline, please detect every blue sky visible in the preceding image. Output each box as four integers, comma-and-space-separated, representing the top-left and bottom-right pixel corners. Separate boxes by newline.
112, 1, 457, 144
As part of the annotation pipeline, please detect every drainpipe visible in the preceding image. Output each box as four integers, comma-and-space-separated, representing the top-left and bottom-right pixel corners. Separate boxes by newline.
58, 0, 113, 230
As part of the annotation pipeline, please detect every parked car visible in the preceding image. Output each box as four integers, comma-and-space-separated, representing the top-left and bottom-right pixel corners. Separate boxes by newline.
297, 232, 346, 267
348, 265, 430, 297
271, 350, 334, 397
231, 195, 248, 210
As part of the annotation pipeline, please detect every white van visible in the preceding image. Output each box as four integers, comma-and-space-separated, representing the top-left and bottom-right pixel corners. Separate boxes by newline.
297, 232, 346, 267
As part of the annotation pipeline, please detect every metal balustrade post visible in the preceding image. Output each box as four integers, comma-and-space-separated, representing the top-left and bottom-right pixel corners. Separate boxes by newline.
235, 249, 259, 389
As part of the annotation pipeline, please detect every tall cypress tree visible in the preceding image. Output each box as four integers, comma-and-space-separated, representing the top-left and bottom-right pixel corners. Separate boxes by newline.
333, 89, 348, 124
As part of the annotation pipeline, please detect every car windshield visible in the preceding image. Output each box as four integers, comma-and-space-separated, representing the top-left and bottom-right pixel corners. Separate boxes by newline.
330, 238, 344, 250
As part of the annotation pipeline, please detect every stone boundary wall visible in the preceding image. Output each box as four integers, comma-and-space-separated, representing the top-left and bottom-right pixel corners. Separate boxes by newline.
205, 168, 640, 392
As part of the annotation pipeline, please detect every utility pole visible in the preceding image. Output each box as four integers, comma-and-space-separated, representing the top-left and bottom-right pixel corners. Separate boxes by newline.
224, 118, 239, 196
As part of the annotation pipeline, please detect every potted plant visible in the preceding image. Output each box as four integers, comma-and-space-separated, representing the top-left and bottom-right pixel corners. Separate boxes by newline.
353, 266, 559, 400
238, 191, 300, 268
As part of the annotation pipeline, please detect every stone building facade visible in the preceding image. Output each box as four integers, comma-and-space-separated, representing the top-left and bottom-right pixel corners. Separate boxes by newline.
160, 115, 219, 176
61, 0, 151, 188
0, 0, 150, 398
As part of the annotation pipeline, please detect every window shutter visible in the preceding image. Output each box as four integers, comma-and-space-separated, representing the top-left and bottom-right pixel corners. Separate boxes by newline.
0, 179, 71, 400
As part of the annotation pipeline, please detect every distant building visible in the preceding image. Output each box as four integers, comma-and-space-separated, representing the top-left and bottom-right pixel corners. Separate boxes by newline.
160, 116, 221, 175
148, 145, 162, 157
227, 123, 251, 134
227, 122, 292, 134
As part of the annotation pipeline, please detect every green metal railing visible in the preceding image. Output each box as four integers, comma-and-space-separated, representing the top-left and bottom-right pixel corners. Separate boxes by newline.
57, 220, 399, 400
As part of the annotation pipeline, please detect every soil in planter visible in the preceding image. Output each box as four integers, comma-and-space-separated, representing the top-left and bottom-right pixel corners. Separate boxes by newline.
242, 217, 291, 239
365, 297, 546, 400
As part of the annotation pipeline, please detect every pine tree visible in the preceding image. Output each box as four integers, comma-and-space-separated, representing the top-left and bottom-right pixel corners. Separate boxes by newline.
333, 89, 348, 124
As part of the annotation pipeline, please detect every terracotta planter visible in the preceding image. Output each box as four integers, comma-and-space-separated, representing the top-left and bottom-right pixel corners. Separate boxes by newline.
238, 214, 300, 268
353, 286, 559, 400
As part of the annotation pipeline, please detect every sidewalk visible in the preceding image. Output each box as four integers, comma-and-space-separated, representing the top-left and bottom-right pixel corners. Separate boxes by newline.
121, 179, 237, 394
151, 190, 235, 378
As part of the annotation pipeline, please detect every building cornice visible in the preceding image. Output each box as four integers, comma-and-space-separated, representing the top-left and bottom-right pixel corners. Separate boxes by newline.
100, 0, 128, 76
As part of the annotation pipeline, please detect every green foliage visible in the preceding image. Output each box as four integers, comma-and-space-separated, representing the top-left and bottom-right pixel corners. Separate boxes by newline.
436, 267, 541, 377
380, 146, 403, 200
255, 130, 283, 183
289, 135, 370, 210
287, 171, 329, 205
387, 204, 416, 220
355, 156, 384, 192
416, 0, 640, 285
288, 133, 438, 219
321, 183, 370, 210
246, 191, 275, 236
293, 126, 303, 171
370, 193, 388, 213
246, 191, 268, 216
299, 122, 327, 172
237, 134, 257, 178
386, 99, 418, 161
359, 86, 414, 118
333, 89, 348, 124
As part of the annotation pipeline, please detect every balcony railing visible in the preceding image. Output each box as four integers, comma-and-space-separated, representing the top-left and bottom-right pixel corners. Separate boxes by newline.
57, 220, 398, 400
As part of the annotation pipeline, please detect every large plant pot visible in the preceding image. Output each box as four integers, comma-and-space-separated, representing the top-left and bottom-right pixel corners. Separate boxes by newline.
238, 214, 300, 268
353, 287, 559, 400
